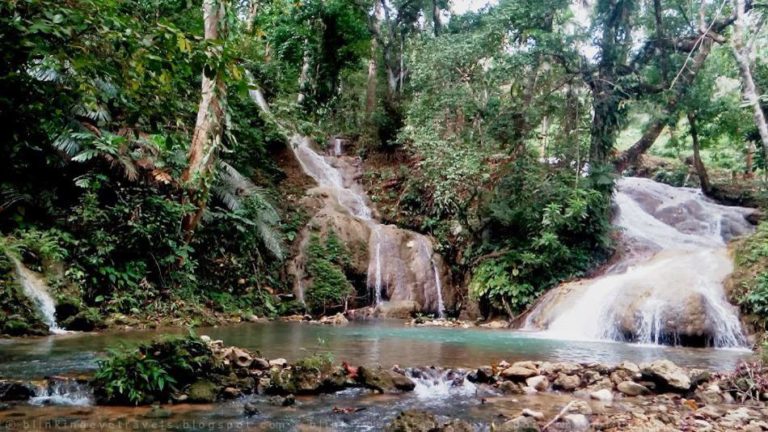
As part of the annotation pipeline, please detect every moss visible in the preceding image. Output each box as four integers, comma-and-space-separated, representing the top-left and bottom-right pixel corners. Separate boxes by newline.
304, 231, 354, 315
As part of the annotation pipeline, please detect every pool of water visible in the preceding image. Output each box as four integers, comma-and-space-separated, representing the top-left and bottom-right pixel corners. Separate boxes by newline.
0, 321, 753, 380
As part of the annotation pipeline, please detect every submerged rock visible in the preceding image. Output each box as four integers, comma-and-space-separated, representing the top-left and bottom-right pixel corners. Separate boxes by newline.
385, 410, 439, 432
187, 380, 219, 403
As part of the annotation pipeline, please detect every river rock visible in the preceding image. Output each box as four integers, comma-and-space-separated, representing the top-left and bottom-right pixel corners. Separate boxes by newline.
617, 361, 640, 374
375, 301, 422, 319
385, 410, 439, 432
243, 402, 259, 417
269, 358, 288, 368
568, 400, 593, 415
358, 366, 415, 393
0, 381, 35, 401
553, 373, 581, 391
318, 313, 348, 325
498, 416, 540, 432
473, 366, 496, 383
540, 362, 581, 376
695, 405, 724, 419
522, 408, 544, 420
590, 388, 613, 402
502, 365, 538, 381
499, 381, 523, 394
187, 379, 219, 403
525, 376, 549, 392
641, 360, 691, 391
229, 348, 254, 368
252, 357, 270, 370
562, 414, 589, 432
439, 419, 474, 432
617, 381, 650, 396
144, 405, 173, 419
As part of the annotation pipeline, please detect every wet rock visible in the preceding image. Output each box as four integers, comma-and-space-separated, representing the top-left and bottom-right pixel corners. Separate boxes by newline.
617, 361, 640, 374
540, 362, 580, 376
318, 313, 348, 325
252, 358, 270, 370
375, 301, 422, 319
473, 366, 496, 384
553, 373, 581, 391
501, 365, 538, 381
144, 405, 173, 419
385, 410, 439, 432
689, 369, 711, 387
439, 419, 474, 432
0, 381, 35, 401
243, 402, 259, 417
582, 369, 603, 385
617, 381, 650, 396
187, 379, 219, 403
357, 366, 415, 393
562, 414, 589, 432
521, 408, 544, 420
499, 381, 523, 395
229, 348, 254, 368
641, 360, 691, 391
590, 388, 613, 402
269, 358, 288, 368
268, 394, 295, 406
222, 387, 241, 399
498, 415, 540, 432
567, 400, 593, 416
525, 376, 549, 392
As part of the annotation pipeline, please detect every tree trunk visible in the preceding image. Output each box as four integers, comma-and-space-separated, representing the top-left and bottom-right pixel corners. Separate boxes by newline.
732, 0, 768, 162
432, 0, 441, 36
746, 141, 756, 179
614, 35, 715, 171
365, 1, 381, 118
688, 112, 711, 195
246, 0, 258, 32
182, 0, 227, 237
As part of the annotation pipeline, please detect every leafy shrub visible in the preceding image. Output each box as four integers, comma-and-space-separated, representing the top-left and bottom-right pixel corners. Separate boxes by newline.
94, 334, 214, 405
304, 230, 354, 314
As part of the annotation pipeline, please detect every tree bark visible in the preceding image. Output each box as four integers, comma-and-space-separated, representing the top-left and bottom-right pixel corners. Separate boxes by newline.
365, 1, 381, 118
182, 0, 227, 237
614, 34, 715, 171
688, 112, 711, 195
432, 0, 441, 36
732, 0, 768, 162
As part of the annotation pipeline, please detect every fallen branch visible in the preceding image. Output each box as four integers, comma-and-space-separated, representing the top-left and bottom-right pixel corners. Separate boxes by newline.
542, 400, 575, 431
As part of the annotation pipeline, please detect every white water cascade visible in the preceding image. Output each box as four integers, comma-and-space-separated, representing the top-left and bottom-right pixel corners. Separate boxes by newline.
10, 257, 65, 334
249, 87, 448, 315
525, 177, 755, 347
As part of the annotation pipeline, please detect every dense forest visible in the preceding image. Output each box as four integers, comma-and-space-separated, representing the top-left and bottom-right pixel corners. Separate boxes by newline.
1, 0, 768, 337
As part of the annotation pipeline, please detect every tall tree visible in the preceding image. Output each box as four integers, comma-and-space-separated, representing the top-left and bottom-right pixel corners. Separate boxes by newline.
182, 0, 228, 237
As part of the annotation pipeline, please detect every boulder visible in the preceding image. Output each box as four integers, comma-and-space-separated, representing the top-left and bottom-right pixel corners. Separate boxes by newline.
187, 380, 219, 403
553, 373, 581, 391
358, 367, 415, 393
641, 360, 691, 391
229, 348, 254, 369
498, 416, 540, 432
0, 381, 35, 401
375, 301, 422, 319
525, 376, 549, 392
385, 410, 439, 432
617, 381, 650, 396
501, 364, 538, 381
590, 388, 613, 402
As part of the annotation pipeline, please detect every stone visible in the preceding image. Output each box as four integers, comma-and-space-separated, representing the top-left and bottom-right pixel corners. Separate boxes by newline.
525, 376, 549, 392
187, 380, 219, 403
562, 414, 590, 432
617, 361, 640, 374
617, 381, 650, 396
568, 400, 593, 416
521, 408, 544, 420
540, 362, 581, 376
723, 407, 759, 424
268, 394, 295, 406
440, 419, 474, 432
590, 388, 613, 402
692, 420, 713, 431
357, 367, 415, 393
694, 405, 723, 419
385, 410, 439, 432
498, 416, 540, 432
269, 358, 288, 368
641, 360, 691, 391
222, 387, 241, 399
498, 361, 511, 369
318, 313, 349, 325
252, 358, 270, 370
375, 301, 423, 319
230, 348, 254, 368
501, 366, 537, 381
553, 373, 581, 391
499, 381, 523, 395
474, 366, 496, 383
144, 405, 173, 419
0, 381, 35, 401
243, 402, 259, 417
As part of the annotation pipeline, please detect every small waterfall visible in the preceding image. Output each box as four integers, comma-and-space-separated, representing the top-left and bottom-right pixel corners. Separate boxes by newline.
30, 379, 93, 406
405, 368, 477, 400
249, 87, 448, 314
526, 177, 754, 348
10, 257, 65, 334
432, 260, 445, 319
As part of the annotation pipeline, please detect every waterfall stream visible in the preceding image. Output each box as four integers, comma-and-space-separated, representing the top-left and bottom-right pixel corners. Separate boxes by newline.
249, 87, 447, 315
525, 177, 755, 348
10, 257, 65, 334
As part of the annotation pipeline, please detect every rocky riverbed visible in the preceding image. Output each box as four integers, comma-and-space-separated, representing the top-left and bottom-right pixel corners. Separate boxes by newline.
1, 335, 767, 431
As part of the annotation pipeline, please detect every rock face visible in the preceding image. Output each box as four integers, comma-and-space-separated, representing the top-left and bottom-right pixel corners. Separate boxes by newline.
283, 135, 453, 316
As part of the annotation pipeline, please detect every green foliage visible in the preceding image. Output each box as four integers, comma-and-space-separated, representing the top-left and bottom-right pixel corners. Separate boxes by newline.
304, 230, 354, 314
470, 157, 613, 315
734, 223, 768, 327
94, 334, 213, 405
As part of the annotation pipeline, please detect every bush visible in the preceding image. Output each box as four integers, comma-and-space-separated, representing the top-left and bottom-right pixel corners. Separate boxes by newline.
304, 230, 354, 315
93, 334, 214, 405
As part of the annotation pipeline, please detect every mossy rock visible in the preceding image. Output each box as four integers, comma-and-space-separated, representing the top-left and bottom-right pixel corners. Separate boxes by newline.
61, 308, 103, 332
186, 379, 220, 403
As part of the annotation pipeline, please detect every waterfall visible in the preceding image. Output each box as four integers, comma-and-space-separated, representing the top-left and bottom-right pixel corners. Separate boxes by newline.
10, 257, 65, 334
525, 177, 754, 348
30, 379, 93, 406
405, 368, 477, 400
249, 87, 449, 315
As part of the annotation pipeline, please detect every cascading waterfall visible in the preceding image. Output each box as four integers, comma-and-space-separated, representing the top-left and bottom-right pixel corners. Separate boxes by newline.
248, 86, 448, 315
10, 257, 65, 334
525, 177, 754, 348
30, 379, 93, 406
